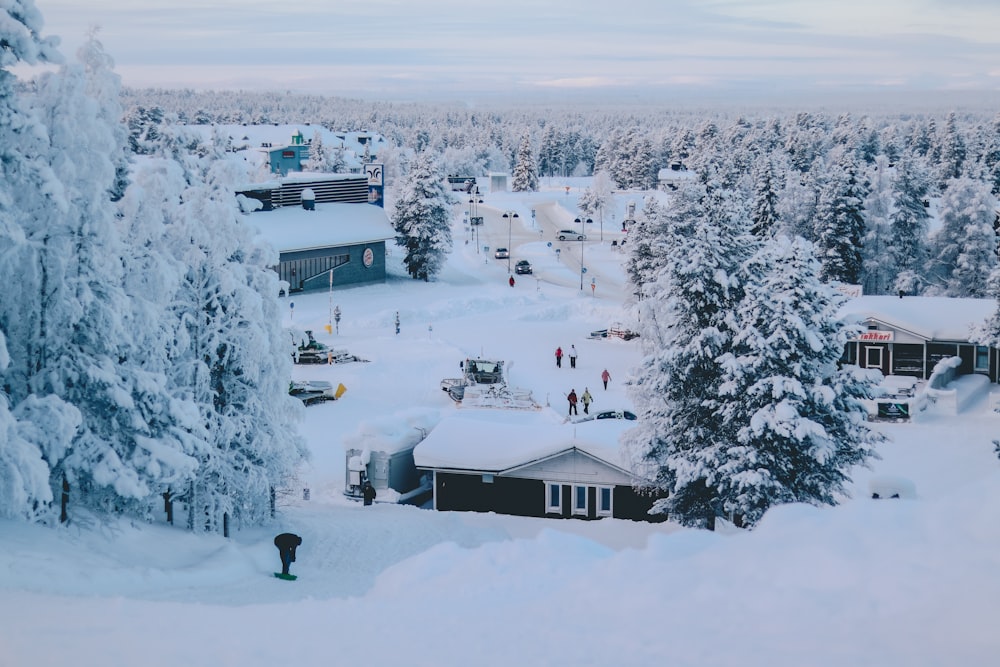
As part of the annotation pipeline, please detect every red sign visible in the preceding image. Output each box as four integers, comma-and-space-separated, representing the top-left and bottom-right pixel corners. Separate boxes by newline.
857, 331, 894, 342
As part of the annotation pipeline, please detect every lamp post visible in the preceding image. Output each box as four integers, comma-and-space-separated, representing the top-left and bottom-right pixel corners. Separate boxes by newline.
502, 210, 519, 273
468, 193, 484, 254
574, 216, 592, 290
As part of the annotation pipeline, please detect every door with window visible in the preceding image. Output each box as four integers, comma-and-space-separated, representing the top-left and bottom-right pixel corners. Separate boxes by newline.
863, 345, 889, 376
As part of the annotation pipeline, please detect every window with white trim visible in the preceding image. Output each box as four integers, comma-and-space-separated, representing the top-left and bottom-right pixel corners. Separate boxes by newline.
975, 346, 990, 372
545, 482, 562, 513
597, 486, 613, 517
573, 485, 588, 515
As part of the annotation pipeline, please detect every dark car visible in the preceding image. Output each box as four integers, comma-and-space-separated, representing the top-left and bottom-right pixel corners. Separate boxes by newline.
515, 260, 532, 275
595, 410, 637, 421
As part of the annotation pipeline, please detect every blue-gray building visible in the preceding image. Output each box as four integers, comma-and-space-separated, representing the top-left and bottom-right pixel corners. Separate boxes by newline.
247, 202, 396, 292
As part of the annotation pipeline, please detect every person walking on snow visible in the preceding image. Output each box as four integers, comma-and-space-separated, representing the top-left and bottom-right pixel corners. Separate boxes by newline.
567, 389, 578, 416
395, 311, 400, 335
555, 346, 563, 368
601, 368, 611, 390
581, 388, 593, 414
509, 275, 515, 287
569, 345, 578, 369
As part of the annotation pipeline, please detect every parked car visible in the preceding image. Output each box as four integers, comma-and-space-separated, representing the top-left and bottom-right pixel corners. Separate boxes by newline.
515, 260, 532, 275
557, 230, 586, 241
595, 410, 637, 421
494, 247, 509, 259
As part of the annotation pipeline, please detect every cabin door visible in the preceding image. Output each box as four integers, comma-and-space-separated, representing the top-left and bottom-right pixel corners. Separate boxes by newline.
864, 345, 888, 376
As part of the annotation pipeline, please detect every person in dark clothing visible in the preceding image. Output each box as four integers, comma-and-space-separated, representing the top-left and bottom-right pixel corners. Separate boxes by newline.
362, 480, 377, 506
567, 389, 578, 416
274, 533, 302, 576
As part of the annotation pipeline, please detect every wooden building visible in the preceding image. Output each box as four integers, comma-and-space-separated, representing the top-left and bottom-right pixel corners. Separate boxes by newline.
414, 411, 663, 522
840, 296, 999, 382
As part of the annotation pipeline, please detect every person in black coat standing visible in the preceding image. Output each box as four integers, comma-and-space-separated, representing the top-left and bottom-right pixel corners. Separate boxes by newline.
274, 533, 302, 576
362, 480, 377, 506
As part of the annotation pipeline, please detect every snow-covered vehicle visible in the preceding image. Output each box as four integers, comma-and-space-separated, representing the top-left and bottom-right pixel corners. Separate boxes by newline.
589, 324, 639, 341
288, 328, 367, 364
440, 358, 539, 409
289, 380, 343, 406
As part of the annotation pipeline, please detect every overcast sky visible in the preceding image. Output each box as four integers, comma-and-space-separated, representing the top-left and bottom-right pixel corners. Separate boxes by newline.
28, 0, 1000, 103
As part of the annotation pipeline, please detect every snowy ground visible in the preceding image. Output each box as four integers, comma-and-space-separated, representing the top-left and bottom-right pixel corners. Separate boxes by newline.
2, 181, 1000, 666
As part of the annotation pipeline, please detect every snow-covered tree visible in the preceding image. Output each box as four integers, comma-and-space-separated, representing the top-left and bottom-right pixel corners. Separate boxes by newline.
716, 236, 882, 527
860, 155, 894, 295
815, 157, 866, 285
889, 156, 932, 295
749, 157, 779, 238
392, 152, 453, 281
151, 129, 306, 532
927, 177, 997, 296
623, 183, 755, 530
511, 133, 538, 192
302, 130, 328, 171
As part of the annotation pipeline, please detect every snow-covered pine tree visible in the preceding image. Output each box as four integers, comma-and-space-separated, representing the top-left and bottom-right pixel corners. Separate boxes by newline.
749, 156, 779, 238
20, 35, 211, 520
392, 152, 453, 281
937, 111, 967, 186
889, 156, 932, 295
860, 155, 894, 295
302, 130, 328, 171
511, 133, 538, 192
623, 182, 755, 530
815, 156, 866, 285
0, 331, 81, 521
927, 177, 997, 296
623, 196, 667, 298
716, 236, 882, 527
145, 126, 306, 532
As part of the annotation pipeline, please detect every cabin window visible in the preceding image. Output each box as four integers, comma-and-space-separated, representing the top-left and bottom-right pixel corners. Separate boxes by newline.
545, 483, 562, 513
597, 487, 613, 517
975, 346, 990, 372
482, 474, 494, 484
573, 485, 588, 515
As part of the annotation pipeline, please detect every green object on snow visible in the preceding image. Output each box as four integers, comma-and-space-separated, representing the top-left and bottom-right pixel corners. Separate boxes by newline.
274, 572, 297, 581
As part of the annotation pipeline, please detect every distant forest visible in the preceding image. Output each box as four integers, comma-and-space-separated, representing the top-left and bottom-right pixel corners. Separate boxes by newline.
122, 87, 1000, 299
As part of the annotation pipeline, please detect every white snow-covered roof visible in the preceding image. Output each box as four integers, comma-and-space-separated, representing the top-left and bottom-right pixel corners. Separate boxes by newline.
840, 295, 994, 342
245, 202, 395, 254
413, 409, 632, 473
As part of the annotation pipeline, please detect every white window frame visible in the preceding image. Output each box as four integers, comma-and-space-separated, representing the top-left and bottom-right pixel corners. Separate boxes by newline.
573, 485, 589, 516
545, 482, 562, 514
975, 345, 990, 372
597, 486, 613, 517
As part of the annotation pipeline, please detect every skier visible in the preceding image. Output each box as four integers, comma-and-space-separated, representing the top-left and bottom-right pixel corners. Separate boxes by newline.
274, 532, 302, 577
569, 345, 578, 369
601, 368, 611, 390
555, 346, 563, 368
362, 480, 377, 506
509, 275, 515, 287
581, 388, 593, 415
567, 389, 578, 416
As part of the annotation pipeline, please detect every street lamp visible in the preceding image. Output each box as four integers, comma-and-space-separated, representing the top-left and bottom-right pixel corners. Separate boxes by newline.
468, 194, 484, 254
574, 216, 592, 290
502, 210, 519, 273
